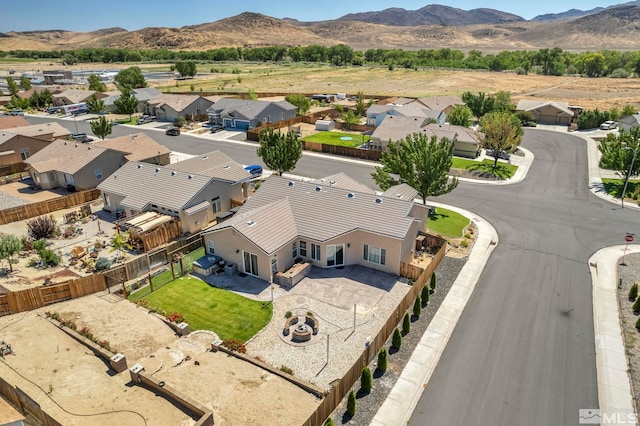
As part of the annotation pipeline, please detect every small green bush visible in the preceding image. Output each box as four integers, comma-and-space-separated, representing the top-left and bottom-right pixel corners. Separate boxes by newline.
610, 68, 629, 78
392, 328, 402, 349
279, 365, 294, 375
461, 239, 469, 248
347, 390, 356, 416
324, 418, 335, 426
421, 285, 430, 306
413, 296, 422, 317
402, 313, 410, 334
633, 297, 640, 314
636, 316, 640, 331
377, 348, 388, 373
94, 257, 112, 271
284, 311, 292, 318
361, 366, 372, 394
430, 272, 437, 292
630, 283, 639, 301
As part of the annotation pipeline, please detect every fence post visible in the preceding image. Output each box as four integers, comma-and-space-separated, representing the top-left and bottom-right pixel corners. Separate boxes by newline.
121, 280, 127, 299
148, 274, 153, 293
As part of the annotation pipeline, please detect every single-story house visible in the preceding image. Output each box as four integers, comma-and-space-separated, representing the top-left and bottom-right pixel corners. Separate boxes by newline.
0, 116, 30, 130
366, 102, 445, 127
417, 96, 465, 116
201, 174, 430, 282
97, 150, 252, 233
43, 70, 73, 85
206, 98, 297, 130
0, 130, 54, 174
144, 94, 215, 123
52, 89, 106, 106
620, 114, 640, 132
515, 99, 574, 126
24, 140, 128, 190
92, 133, 171, 166
103, 88, 163, 114
370, 115, 480, 158
3, 122, 70, 141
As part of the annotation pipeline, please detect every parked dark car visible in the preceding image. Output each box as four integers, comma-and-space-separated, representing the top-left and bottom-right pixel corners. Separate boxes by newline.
165, 127, 180, 136
210, 124, 224, 133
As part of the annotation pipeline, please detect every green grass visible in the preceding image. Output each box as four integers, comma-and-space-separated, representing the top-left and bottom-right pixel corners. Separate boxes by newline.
451, 158, 518, 179
302, 131, 368, 148
427, 207, 470, 238
602, 178, 640, 198
138, 275, 272, 342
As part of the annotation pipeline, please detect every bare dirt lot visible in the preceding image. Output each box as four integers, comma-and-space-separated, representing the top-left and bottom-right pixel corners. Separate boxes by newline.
0, 293, 319, 425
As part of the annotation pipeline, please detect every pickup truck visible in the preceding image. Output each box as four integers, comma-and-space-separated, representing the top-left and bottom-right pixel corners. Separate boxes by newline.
136, 115, 157, 125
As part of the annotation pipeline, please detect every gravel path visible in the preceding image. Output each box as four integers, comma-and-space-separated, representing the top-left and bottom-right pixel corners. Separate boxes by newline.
0, 189, 30, 208
325, 255, 467, 425
616, 252, 640, 411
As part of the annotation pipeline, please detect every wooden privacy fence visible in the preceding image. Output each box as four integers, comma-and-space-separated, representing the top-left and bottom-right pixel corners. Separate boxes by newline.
130, 220, 182, 253
302, 241, 447, 426
0, 376, 62, 426
0, 274, 107, 317
0, 188, 101, 225
302, 141, 381, 161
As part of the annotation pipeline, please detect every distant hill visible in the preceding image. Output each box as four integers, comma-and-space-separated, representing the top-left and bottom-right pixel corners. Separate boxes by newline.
532, 0, 640, 22
338, 4, 525, 26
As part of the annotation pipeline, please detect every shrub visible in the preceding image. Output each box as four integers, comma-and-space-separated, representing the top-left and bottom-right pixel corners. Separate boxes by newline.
361, 366, 372, 394
464, 233, 472, 239
284, 311, 292, 318
279, 365, 294, 375
28, 257, 40, 267
633, 297, 640, 314
413, 296, 422, 317
421, 285, 430, 306
392, 328, 402, 349
515, 67, 527, 75
325, 418, 335, 426
27, 215, 58, 240
630, 283, 639, 301
402, 313, 411, 334
94, 257, 112, 271
222, 339, 246, 353
40, 249, 60, 267
346, 390, 356, 416
306, 311, 314, 317
430, 273, 437, 292
636, 316, 640, 331
377, 348, 388, 373
610, 68, 629, 78
173, 116, 186, 128
166, 312, 185, 323
461, 239, 469, 248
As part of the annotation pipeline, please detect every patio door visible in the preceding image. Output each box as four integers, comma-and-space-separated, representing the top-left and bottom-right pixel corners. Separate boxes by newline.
243, 251, 259, 276
327, 244, 344, 267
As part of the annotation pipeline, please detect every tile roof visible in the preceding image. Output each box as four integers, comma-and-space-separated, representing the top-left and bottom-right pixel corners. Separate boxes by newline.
170, 151, 251, 182
52, 89, 100, 104
146, 94, 201, 112
206, 175, 418, 254
93, 133, 170, 162
97, 161, 213, 211
1, 122, 70, 139
24, 139, 108, 174
0, 116, 30, 130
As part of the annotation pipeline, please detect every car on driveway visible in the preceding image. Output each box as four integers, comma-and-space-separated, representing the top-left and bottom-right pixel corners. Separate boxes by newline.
600, 120, 618, 130
136, 115, 157, 125
165, 127, 180, 136
210, 124, 224, 133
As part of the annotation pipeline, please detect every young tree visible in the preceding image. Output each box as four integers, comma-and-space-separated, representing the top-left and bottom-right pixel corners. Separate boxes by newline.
360, 366, 372, 394
377, 348, 388, 373
447, 104, 473, 127
88, 74, 107, 92
86, 94, 105, 114
0, 234, 22, 272
6, 77, 18, 95
324, 418, 335, 426
256, 128, 302, 176
598, 128, 640, 198
636, 316, 640, 331
30, 89, 53, 109
430, 272, 437, 292
633, 296, 640, 314
630, 283, 639, 301
247, 89, 258, 100
413, 295, 422, 317
422, 285, 430, 305
354, 91, 371, 116
90, 116, 113, 140
478, 111, 524, 169
346, 390, 356, 416
372, 133, 458, 204
621, 104, 638, 117
110, 231, 132, 260
114, 87, 138, 120
114, 66, 146, 89
392, 328, 402, 349
284, 94, 311, 116
19, 75, 31, 90
342, 110, 359, 130
402, 313, 411, 334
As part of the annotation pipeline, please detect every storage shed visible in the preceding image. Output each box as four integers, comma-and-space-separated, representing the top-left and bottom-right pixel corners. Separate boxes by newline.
315, 120, 335, 131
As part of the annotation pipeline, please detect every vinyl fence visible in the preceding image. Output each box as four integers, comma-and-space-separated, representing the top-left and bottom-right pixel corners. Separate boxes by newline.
0, 188, 101, 225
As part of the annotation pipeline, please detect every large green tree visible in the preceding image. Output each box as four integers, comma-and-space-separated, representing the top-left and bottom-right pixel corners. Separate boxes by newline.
599, 128, 640, 197
0, 234, 22, 272
19, 75, 31, 90
114, 87, 138, 120
6, 77, 18, 95
284, 94, 311, 116
478, 111, 523, 169
256, 128, 302, 176
371, 133, 458, 204
342, 110, 359, 130
114, 66, 146, 89
90, 116, 113, 140
461, 91, 495, 120
86, 94, 105, 114
447, 104, 473, 127
88, 74, 107, 92
174, 61, 197, 77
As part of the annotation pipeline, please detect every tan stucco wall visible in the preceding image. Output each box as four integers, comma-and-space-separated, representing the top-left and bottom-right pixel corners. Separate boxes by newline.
0, 135, 51, 167
190, 181, 245, 213
179, 207, 213, 234
72, 150, 126, 190
203, 228, 272, 282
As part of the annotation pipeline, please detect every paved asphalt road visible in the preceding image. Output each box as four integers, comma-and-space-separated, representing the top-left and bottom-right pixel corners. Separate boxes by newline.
28, 117, 637, 424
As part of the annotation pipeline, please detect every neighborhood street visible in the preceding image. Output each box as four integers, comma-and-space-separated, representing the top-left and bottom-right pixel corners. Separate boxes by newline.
25, 117, 638, 425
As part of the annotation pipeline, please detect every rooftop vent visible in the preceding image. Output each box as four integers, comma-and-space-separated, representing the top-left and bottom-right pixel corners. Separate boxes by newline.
315, 186, 322, 192
330, 180, 336, 186
201, 155, 208, 160
347, 193, 355, 198
223, 165, 230, 169
171, 171, 176, 176
375, 198, 382, 204
288, 181, 295, 187
188, 174, 193, 179
247, 220, 256, 227
396, 193, 402, 198
155, 167, 160, 173
137, 164, 143, 169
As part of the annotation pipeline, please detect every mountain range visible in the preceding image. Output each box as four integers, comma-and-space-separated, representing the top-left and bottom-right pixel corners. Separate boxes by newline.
3, 2, 640, 52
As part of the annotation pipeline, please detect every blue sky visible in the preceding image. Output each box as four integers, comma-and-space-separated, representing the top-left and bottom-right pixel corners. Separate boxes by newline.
1, 0, 630, 32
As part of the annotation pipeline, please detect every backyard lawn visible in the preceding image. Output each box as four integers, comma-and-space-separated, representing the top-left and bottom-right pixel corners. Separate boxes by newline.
427, 207, 470, 237
602, 178, 639, 199
451, 158, 518, 179
138, 275, 273, 342
302, 131, 368, 148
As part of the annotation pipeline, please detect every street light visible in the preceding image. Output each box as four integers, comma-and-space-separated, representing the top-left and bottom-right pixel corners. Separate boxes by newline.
621, 145, 639, 208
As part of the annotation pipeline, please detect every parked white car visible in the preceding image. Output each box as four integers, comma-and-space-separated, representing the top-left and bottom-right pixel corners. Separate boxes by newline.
600, 120, 618, 130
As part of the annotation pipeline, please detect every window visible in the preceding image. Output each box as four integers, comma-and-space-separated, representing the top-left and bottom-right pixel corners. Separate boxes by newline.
19, 149, 29, 160
292, 242, 297, 258
311, 243, 321, 261
48, 171, 56, 182
364, 244, 386, 265
299, 241, 307, 257
207, 240, 215, 254
211, 197, 221, 213
243, 251, 259, 276
95, 169, 102, 180
327, 244, 344, 267
271, 256, 278, 273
